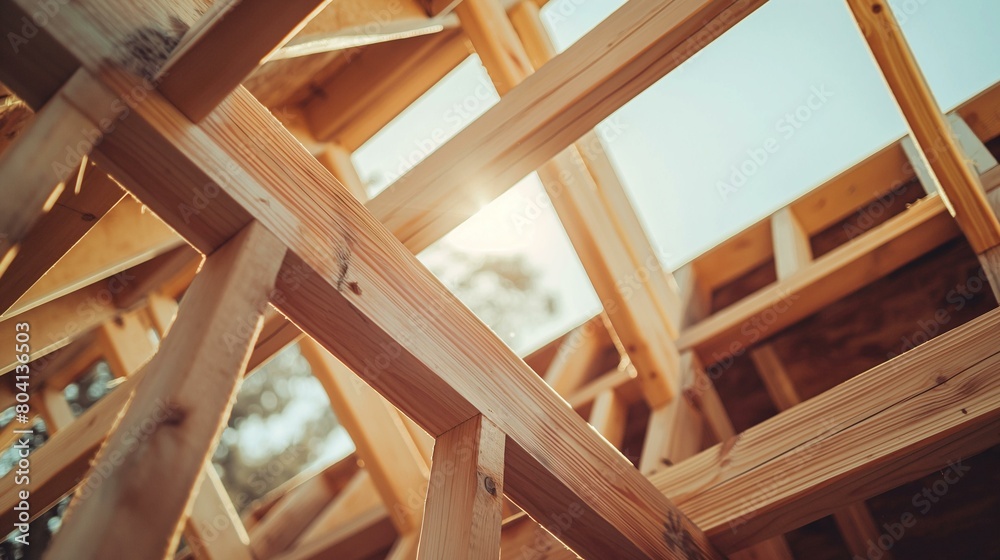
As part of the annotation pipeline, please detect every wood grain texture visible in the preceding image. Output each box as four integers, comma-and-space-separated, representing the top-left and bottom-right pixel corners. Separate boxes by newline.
654, 306, 1000, 552
45, 221, 285, 559
18, 9, 721, 552
157, 0, 331, 121
367, 0, 767, 253
846, 0, 1000, 253
0, 163, 123, 315
417, 415, 505, 559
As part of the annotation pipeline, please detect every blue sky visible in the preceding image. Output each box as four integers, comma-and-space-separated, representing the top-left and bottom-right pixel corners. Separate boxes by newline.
353, 0, 1000, 353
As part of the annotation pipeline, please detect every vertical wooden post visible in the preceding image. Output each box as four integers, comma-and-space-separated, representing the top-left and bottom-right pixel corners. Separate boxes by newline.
751, 343, 887, 558
588, 390, 627, 447
417, 414, 505, 559
771, 207, 813, 280
46, 221, 285, 559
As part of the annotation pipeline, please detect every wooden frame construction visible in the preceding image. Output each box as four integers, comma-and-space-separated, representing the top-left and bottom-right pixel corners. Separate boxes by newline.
0, 0, 999, 558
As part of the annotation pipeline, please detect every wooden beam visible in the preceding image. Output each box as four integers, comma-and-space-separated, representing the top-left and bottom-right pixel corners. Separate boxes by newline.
6, 195, 183, 317
14, 9, 723, 556
748, 345, 801, 412
247, 456, 361, 558
300, 338, 429, 534
0, 88, 93, 274
46, 221, 285, 559
749, 343, 886, 558
295, 470, 383, 547
417, 414, 505, 559
654, 305, 1000, 552
677, 189, 964, 364
588, 390, 628, 448
0, 163, 123, 315
846, 0, 1000, 263
0, 279, 119, 374
543, 315, 615, 396
97, 309, 156, 377
770, 207, 812, 280
157, 0, 331, 121
185, 469, 255, 560
303, 29, 471, 149
368, 0, 767, 253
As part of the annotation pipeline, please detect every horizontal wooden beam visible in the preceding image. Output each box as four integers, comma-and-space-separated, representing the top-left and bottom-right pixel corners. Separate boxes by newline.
655, 306, 1000, 552
677, 186, 973, 364
368, 0, 767, 253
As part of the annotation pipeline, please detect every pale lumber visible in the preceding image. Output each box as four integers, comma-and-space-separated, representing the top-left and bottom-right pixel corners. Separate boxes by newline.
476, 0, 682, 405
588, 390, 628, 448
45, 221, 285, 559
387, 532, 421, 560
7, 195, 183, 317
417, 414, 505, 559
770, 207, 812, 280
748, 345, 801, 412
36, 387, 75, 432
639, 392, 702, 475
677, 191, 963, 363
146, 292, 178, 336
543, 315, 615, 396
98, 309, 156, 377
271, 501, 396, 560
295, 470, 382, 547
749, 343, 886, 558
185, 468, 254, 560
846, 0, 1000, 255
367, 0, 767, 253
300, 338, 429, 534
0, 280, 119, 375
0, 88, 93, 275
303, 29, 471, 148
0, 304, 297, 531
455, 0, 532, 96
247, 452, 361, 559
157, 0, 331, 121
654, 306, 1000, 552
681, 351, 735, 443
21, 12, 721, 557
0, 164, 123, 315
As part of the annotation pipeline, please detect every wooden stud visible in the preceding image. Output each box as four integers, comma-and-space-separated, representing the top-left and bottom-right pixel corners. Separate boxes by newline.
846, 0, 1000, 265
750, 343, 887, 558
0, 88, 93, 274
748, 345, 801, 412
157, 0, 331, 122
8, 195, 183, 317
588, 390, 628, 448
770, 207, 813, 280
368, 0, 767, 253
185, 469, 255, 560
0, 164, 123, 315
98, 309, 156, 378
300, 338, 429, 534
655, 306, 1000, 552
45, 221, 285, 559
417, 414, 505, 559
